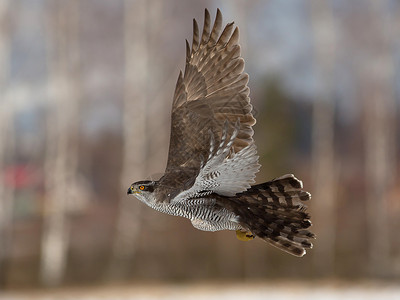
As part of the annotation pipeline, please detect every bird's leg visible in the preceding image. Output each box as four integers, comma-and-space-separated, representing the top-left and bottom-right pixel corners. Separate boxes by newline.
235, 229, 255, 241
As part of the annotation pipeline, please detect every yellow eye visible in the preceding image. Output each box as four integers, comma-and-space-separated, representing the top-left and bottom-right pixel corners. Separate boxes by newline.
139, 185, 145, 190
130, 186, 134, 190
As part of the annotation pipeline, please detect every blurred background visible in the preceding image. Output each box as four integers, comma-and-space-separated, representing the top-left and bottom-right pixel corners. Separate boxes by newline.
1, 0, 400, 298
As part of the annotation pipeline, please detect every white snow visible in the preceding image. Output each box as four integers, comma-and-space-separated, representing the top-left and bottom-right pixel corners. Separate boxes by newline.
1, 281, 399, 300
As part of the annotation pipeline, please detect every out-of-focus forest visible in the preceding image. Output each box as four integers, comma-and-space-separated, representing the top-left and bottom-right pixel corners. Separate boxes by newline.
0, 0, 400, 293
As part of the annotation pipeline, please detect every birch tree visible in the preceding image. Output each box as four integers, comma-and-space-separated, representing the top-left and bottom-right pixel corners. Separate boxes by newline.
0, 0, 13, 287
309, 0, 338, 276
40, 0, 81, 286
362, 1, 397, 277
108, 0, 149, 279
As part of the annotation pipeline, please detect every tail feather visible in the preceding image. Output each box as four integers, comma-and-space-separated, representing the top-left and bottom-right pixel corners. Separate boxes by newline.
234, 174, 314, 257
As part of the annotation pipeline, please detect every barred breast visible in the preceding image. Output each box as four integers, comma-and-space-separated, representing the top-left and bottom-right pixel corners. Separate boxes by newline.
150, 198, 242, 232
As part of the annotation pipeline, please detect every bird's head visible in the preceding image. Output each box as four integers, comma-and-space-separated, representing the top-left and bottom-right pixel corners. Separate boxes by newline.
127, 180, 157, 205
127, 180, 156, 195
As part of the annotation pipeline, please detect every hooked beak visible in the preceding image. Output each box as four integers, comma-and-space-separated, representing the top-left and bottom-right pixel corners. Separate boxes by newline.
127, 187, 138, 195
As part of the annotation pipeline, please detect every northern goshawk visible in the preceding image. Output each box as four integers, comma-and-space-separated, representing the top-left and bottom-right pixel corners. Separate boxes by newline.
127, 9, 314, 256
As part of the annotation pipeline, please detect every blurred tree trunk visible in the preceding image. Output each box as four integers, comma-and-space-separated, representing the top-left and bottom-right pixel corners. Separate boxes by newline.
108, 0, 149, 279
146, 0, 169, 177
362, 1, 396, 277
0, 0, 13, 288
309, 0, 338, 276
40, 0, 81, 286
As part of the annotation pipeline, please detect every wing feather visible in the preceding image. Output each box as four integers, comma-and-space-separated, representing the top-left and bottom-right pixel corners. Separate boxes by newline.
157, 9, 257, 202
192, 19, 199, 51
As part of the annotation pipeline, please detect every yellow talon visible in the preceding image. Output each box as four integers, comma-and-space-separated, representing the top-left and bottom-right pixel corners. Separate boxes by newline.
236, 230, 255, 241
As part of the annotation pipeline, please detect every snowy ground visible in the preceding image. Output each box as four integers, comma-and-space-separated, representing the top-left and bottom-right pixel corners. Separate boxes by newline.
1, 281, 399, 300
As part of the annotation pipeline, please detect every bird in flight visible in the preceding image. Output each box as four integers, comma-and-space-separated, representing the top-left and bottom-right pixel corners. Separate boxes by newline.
127, 9, 314, 256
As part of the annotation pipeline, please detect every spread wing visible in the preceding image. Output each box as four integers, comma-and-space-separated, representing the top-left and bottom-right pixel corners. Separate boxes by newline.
157, 9, 257, 201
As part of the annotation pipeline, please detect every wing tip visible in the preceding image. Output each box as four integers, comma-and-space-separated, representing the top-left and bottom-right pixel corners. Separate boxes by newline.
227, 26, 240, 48
185, 39, 190, 61
216, 7, 222, 19
204, 8, 210, 23
192, 18, 199, 51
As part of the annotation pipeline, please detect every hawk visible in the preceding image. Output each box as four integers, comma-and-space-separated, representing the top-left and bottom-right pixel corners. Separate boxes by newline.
127, 9, 314, 256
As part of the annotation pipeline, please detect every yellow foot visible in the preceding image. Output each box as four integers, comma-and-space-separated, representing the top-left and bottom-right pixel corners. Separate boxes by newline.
236, 230, 255, 241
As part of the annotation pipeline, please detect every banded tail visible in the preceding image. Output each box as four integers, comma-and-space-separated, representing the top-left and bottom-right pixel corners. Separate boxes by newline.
234, 174, 314, 257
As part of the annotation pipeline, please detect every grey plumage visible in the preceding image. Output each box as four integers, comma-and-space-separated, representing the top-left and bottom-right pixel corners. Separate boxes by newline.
127, 9, 314, 257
